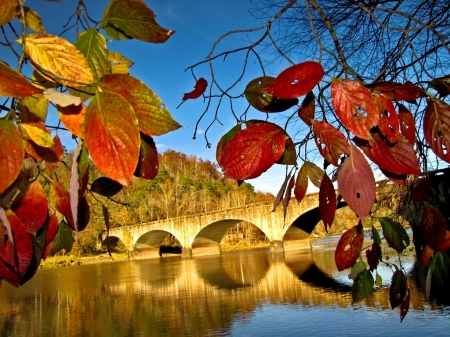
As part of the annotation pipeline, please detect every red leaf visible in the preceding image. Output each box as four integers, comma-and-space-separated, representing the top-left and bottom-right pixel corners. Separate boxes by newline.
366, 242, 381, 271
336, 143, 376, 220
265, 61, 324, 99
319, 173, 336, 231
410, 178, 432, 203
368, 82, 426, 101
134, 133, 159, 180
6, 210, 32, 278
423, 98, 450, 163
297, 92, 315, 126
0, 62, 41, 98
43, 135, 64, 174
11, 180, 48, 233
216, 124, 242, 165
49, 179, 75, 230
331, 78, 379, 140
84, 91, 140, 186
219, 121, 287, 180
294, 165, 308, 203
182, 78, 207, 101
374, 94, 399, 143
421, 204, 447, 249
0, 120, 24, 194
312, 119, 350, 166
335, 224, 364, 271
354, 133, 422, 176
398, 104, 416, 144
43, 213, 59, 260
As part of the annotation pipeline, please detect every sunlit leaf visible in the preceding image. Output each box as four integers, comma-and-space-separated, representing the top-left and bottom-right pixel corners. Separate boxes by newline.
312, 119, 350, 166
244, 76, 298, 113
102, 0, 175, 43
49, 179, 75, 230
6, 210, 32, 278
75, 29, 110, 81
319, 173, 336, 231
0, 62, 41, 98
18, 122, 54, 148
297, 92, 315, 126
0, 120, 24, 194
421, 204, 447, 249
84, 91, 140, 186
11, 180, 48, 233
368, 82, 426, 101
134, 133, 159, 180
17, 94, 49, 122
378, 217, 410, 253
109, 51, 134, 74
43, 88, 81, 107
17, 34, 94, 87
389, 269, 407, 309
49, 221, 74, 256
0, 0, 20, 27
218, 121, 287, 180
352, 269, 374, 303
374, 93, 399, 143
58, 104, 86, 138
98, 74, 181, 137
335, 224, 364, 271
423, 98, 450, 163
303, 161, 324, 188
336, 143, 376, 220
216, 124, 242, 165
265, 61, 324, 99
397, 104, 416, 145
332, 78, 379, 140
19, 7, 45, 33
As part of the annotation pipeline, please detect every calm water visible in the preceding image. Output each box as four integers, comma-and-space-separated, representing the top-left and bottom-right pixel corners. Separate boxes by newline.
0, 236, 449, 337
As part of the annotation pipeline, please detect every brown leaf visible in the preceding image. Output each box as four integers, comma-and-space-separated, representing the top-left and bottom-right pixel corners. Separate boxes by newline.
134, 133, 159, 180
335, 224, 364, 271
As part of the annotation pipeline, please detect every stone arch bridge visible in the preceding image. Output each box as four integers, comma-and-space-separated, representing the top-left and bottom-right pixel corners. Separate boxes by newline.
106, 181, 398, 259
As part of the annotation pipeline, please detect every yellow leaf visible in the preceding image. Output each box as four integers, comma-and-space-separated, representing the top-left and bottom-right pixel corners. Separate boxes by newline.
0, 0, 20, 27
19, 123, 54, 148
17, 34, 94, 87
31, 70, 57, 90
109, 51, 134, 74
19, 7, 45, 33
17, 94, 49, 122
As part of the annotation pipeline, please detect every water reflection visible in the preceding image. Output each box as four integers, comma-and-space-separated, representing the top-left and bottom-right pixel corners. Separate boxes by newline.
0, 247, 448, 337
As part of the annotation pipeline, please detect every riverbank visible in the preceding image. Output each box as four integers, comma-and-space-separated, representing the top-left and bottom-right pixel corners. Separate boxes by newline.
40, 253, 130, 268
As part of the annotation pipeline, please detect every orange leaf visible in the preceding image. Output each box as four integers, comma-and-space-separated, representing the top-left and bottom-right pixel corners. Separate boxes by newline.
0, 120, 24, 194
58, 104, 86, 138
84, 91, 140, 186
332, 78, 379, 140
319, 173, 336, 231
98, 74, 181, 136
182, 78, 208, 101
423, 98, 450, 163
0, 62, 41, 98
336, 143, 376, 220
368, 82, 426, 101
49, 179, 75, 230
11, 180, 48, 233
335, 225, 364, 271
265, 61, 324, 99
398, 104, 416, 144
43, 213, 59, 260
374, 93, 399, 143
0, 0, 20, 26
437, 231, 450, 253
312, 119, 350, 166
218, 121, 287, 180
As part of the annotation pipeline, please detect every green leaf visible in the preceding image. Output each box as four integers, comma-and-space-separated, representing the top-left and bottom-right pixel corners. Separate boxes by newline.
375, 273, 383, 288
349, 259, 367, 280
74, 29, 110, 81
371, 225, 381, 245
378, 217, 410, 253
50, 221, 74, 256
427, 251, 450, 301
389, 269, 407, 309
352, 269, 374, 303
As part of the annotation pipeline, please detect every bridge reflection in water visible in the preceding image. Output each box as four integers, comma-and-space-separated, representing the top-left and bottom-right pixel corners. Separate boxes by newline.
0, 246, 445, 337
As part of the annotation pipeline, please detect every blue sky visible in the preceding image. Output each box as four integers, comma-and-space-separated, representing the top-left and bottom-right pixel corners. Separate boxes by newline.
3, 0, 303, 195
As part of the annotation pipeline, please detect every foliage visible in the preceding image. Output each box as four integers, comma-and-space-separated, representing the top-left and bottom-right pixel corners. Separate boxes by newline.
183, 0, 450, 319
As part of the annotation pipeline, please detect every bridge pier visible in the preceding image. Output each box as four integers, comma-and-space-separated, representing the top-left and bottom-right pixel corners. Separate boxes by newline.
270, 240, 284, 253
182, 248, 193, 258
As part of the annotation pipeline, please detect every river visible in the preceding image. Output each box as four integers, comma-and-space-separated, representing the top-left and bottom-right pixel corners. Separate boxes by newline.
0, 235, 449, 337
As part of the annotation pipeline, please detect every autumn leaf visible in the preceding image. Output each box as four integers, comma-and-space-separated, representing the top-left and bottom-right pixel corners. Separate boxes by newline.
91, 177, 123, 197
366, 242, 381, 271
312, 119, 350, 166
410, 178, 432, 203
244, 76, 298, 113
335, 224, 364, 271
17, 34, 94, 87
84, 91, 140, 186
134, 133, 159, 180
19, 122, 54, 148
374, 93, 399, 143
0, 62, 41, 98
6, 210, 33, 278
102, 0, 175, 43
11, 180, 48, 233
19, 7, 46, 33
421, 204, 447, 249
17, 94, 49, 122
109, 51, 134, 74
43, 88, 81, 107
332, 78, 379, 140
58, 104, 86, 138
98, 74, 181, 137
378, 217, 410, 253
49, 221, 74, 256
319, 173, 336, 231
429, 75, 450, 97
216, 124, 242, 165
49, 179, 75, 230
0, 0, 20, 27
43, 213, 59, 260
389, 269, 407, 309
423, 98, 450, 163
352, 269, 374, 303
398, 104, 416, 144
297, 92, 315, 126
0, 120, 24, 194
218, 121, 287, 180
182, 78, 208, 101
265, 61, 324, 99
368, 82, 426, 101
294, 165, 308, 203
276, 136, 297, 165
400, 289, 411, 322
336, 143, 376, 220
283, 174, 296, 218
